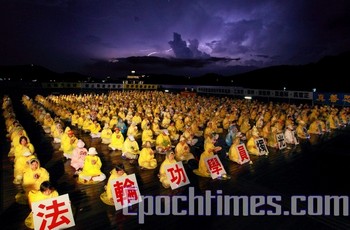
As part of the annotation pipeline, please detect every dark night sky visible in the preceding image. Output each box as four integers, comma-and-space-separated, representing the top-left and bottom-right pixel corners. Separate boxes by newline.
1, 0, 350, 77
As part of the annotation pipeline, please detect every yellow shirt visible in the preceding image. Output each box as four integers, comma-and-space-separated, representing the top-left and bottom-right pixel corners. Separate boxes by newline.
22, 167, 50, 193
81, 155, 103, 176
105, 169, 127, 201
28, 190, 59, 208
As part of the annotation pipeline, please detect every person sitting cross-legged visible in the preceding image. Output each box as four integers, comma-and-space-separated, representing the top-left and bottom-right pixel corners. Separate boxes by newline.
138, 141, 157, 169
158, 151, 177, 189
121, 135, 140, 161
100, 163, 127, 206
24, 181, 59, 229
78, 147, 106, 184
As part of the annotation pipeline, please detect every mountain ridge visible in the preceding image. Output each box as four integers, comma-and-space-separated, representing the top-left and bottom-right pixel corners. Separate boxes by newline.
1, 51, 349, 92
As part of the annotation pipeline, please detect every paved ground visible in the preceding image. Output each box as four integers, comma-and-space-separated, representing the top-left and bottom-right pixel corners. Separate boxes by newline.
1, 94, 350, 230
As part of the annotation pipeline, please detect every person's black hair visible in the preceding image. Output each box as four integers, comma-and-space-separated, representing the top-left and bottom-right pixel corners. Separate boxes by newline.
40, 181, 55, 192
115, 163, 125, 171
19, 136, 28, 144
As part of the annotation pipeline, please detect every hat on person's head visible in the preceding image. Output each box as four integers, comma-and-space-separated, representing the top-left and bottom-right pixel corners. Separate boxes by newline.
68, 130, 74, 135
88, 147, 98, 155
23, 151, 32, 157
162, 129, 169, 135
30, 158, 39, 164
128, 135, 135, 141
77, 139, 85, 148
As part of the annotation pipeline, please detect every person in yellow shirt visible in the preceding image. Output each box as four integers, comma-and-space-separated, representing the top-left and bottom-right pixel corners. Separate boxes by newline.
296, 120, 310, 140
246, 127, 261, 156
77, 114, 84, 129
78, 147, 106, 184
109, 115, 119, 128
228, 136, 244, 164
89, 120, 102, 138
266, 124, 278, 149
59, 126, 72, 150
308, 119, 322, 135
192, 148, 214, 178
152, 118, 161, 136
13, 151, 36, 185
82, 115, 93, 133
70, 110, 80, 127
11, 127, 29, 147
158, 152, 177, 188
42, 113, 54, 134
61, 130, 78, 159
24, 181, 59, 229
13, 136, 35, 160
174, 136, 195, 163
239, 118, 251, 135
161, 112, 171, 128
175, 116, 185, 133
51, 122, 64, 144
8, 128, 30, 158
127, 123, 141, 140
141, 124, 155, 146
204, 121, 215, 140
101, 123, 113, 144
108, 127, 125, 151
100, 112, 111, 127
131, 112, 142, 126
17, 158, 50, 205
155, 129, 172, 154
121, 135, 140, 160
167, 121, 179, 142
141, 117, 150, 131
100, 163, 127, 206
204, 133, 222, 154
138, 141, 157, 169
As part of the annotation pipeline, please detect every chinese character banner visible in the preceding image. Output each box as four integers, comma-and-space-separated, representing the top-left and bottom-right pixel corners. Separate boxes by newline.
32, 194, 75, 230
205, 155, 227, 179
314, 92, 350, 106
164, 161, 190, 190
111, 174, 142, 211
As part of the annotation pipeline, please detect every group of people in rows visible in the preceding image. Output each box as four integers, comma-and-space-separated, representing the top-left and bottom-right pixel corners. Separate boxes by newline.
3, 96, 57, 228
3, 90, 349, 227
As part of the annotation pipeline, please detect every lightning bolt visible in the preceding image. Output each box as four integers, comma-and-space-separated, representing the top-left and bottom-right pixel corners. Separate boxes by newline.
147, 52, 158, 56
